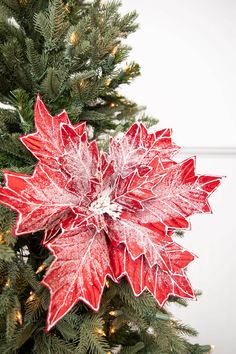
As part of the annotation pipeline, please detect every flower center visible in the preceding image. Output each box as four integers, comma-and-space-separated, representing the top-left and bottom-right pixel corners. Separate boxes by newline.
89, 189, 122, 219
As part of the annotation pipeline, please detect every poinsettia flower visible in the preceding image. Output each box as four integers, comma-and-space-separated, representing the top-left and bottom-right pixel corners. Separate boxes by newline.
0, 95, 222, 331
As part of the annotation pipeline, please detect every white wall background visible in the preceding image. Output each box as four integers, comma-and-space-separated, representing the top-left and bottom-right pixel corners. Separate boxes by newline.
120, 1, 236, 353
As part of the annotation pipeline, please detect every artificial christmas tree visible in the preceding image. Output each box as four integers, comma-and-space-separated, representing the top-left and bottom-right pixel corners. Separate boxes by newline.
0, 1, 220, 353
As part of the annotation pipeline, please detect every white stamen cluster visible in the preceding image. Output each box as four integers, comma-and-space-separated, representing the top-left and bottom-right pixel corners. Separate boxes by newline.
89, 189, 122, 219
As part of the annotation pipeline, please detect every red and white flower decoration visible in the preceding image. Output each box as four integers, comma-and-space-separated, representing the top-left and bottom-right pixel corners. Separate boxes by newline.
0, 96, 221, 331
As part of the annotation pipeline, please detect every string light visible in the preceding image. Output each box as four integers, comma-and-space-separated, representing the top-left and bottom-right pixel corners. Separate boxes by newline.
96, 328, 106, 336
124, 64, 129, 72
36, 263, 47, 274
110, 102, 116, 108
69, 31, 79, 45
109, 310, 117, 316
111, 45, 118, 56
105, 280, 110, 288
64, 3, 71, 13
105, 78, 112, 87
15, 310, 23, 325
5, 279, 11, 288
18, 0, 28, 6
27, 291, 36, 302
99, 16, 104, 24
110, 327, 116, 334
79, 79, 85, 88
0, 233, 5, 244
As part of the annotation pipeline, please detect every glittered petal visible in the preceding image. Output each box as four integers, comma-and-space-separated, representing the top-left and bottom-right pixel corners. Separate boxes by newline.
109, 123, 179, 176
0, 164, 80, 236
43, 227, 114, 331
137, 158, 222, 230
111, 244, 195, 307
20, 95, 70, 168
59, 124, 99, 195
108, 217, 194, 269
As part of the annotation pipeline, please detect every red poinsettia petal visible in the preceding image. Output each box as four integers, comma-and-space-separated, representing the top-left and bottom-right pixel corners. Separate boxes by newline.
42, 227, 114, 331
20, 95, 71, 168
109, 123, 179, 176
158, 242, 195, 273
107, 217, 166, 267
140, 125, 180, 165
110, 244, 195, 307
112, 170, 160, 211
107, 216, 195, 270
136, 157, 222, 231
44, 209, 77, 244
58, 123, 99, 195
0, 164, 80, 236
73, 121, 88, 139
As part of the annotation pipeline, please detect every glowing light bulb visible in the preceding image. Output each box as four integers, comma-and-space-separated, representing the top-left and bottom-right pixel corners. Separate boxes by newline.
36, 263, 47, 274
15, 310, 23, 325
18, 0, 28, 6
69, 31, 79, 45
110, 327, 115, 334
109, 310, 117, 316
105, 78, 112, 86
79, 79, 85, 88
96, 328, 106, 336
27, 291, 36, 302
64, 3, 71, 13
5, 279, 11, 288
111, 46, 118, 56
0, 234, 5, 244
